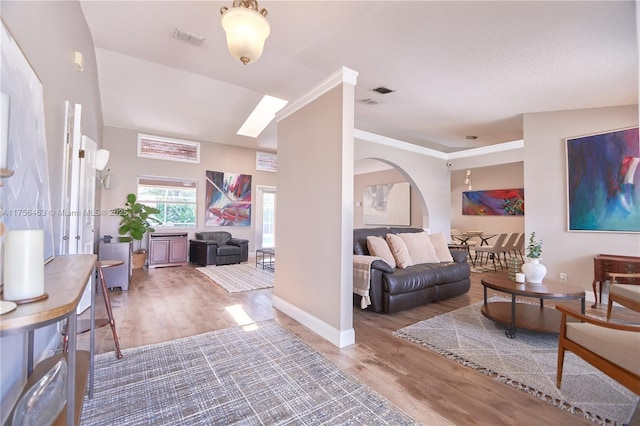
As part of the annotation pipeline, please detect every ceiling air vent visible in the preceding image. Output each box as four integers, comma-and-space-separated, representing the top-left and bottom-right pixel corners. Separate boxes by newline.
371, 86, 394, 94
173, 28, 205, 46
359, 98, 379, 105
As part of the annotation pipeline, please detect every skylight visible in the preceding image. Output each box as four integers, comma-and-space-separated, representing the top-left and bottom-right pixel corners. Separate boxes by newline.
237, 95, 288, 138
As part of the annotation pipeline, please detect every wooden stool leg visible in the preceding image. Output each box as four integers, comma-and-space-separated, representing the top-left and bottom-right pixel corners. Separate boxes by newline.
97, 266, 123, 359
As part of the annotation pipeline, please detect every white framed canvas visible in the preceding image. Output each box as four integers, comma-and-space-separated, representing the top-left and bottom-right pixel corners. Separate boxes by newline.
363, 182, 410, 226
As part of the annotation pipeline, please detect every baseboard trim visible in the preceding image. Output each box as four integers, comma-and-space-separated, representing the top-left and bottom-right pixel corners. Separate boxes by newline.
272, 296, 355, 348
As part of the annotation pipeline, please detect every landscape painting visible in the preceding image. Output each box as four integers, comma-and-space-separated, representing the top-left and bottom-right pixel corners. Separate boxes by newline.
566, 126, 640, 232
363, 182, 410, 225
205, 170, 252, 226
462, 189, 524, 216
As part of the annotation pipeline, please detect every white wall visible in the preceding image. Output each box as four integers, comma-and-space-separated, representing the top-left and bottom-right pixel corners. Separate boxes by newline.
353, 167, 423, 229
274, 69, 356, 347
354, 134, 451, 235
99, 127, 276, 254
450, 162, 525, 235
1, 2, 103, 420
523, 105, 639, 295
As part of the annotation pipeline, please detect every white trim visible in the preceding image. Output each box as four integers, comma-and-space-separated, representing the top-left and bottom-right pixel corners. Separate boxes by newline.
447, 139, 524, 159
272, 296, 355, 348
276, 67, 358, 123
354, 129, 448, 159
355, 128, 524, 160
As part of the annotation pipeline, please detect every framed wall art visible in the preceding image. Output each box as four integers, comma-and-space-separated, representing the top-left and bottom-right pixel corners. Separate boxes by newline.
205, 170, 252, 226
1, 20, 56, 273
566, 126, 639, 232
363, 182, 410, 226
462, 188, 524, 216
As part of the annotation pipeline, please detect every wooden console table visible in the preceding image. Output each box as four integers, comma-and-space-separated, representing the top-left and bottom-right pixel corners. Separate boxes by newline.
592, 254, 640, 308
1, 254, 97, 426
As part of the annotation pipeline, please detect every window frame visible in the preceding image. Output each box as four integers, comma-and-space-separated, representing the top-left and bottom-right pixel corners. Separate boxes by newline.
137, 176, 198, 230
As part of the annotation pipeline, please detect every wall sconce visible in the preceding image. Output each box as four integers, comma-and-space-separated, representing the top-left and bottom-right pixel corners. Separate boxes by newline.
73, 51, 84, 72
98, 169, 112, 190
464, 169, 472, 190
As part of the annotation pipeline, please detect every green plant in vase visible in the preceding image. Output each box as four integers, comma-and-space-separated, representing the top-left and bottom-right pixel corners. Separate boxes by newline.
522, 232, 546, 283
526, 231, 542, 259
116, 194, 161, 268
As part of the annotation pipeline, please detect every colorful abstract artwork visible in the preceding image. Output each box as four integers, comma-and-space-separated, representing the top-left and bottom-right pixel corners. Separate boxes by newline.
566, 127, 640, 232
462, 189, 524, 216
205, 170, 252, 226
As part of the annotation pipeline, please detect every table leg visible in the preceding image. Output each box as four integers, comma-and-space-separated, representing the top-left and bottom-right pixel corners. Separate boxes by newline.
581, 297, 585, 314
506, 294, 517, 339
591, 278, 599, 308
89, 267, 96, 398
483, 285, 487, 305
27, 331, 34, 375
67, 310, 77, 426
98, 266, 123, 359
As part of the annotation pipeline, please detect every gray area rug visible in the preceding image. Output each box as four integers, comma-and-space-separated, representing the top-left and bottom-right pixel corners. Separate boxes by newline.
393, 298, 638, 426
196, 261, 274, 292
81, 320, 417, 425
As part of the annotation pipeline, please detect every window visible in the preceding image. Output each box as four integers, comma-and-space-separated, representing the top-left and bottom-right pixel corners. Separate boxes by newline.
137, 133, 200, 163
137, 177, 197, 228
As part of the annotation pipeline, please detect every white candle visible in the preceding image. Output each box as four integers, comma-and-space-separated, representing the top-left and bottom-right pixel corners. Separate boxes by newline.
1, 92, 9, 169
515, 273, 525, 283
3, 230, 45, 301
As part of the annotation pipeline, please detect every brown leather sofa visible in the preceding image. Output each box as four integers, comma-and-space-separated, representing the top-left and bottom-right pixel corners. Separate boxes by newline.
189, 231, 249, 266
354, 227, 470, 313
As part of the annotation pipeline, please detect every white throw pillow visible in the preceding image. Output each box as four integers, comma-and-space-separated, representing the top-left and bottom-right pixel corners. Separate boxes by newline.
397, 232, 440, 264
386, 234, 414, 269
366, 236, 396, 268
429, 232, 454, 262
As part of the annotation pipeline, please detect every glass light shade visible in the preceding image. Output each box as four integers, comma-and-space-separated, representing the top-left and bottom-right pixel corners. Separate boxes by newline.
95, 148, 110, 171
221, 7, 270, 65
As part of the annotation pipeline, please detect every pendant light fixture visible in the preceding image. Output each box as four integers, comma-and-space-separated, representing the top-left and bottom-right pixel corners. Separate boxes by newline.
220, 0, 270, 65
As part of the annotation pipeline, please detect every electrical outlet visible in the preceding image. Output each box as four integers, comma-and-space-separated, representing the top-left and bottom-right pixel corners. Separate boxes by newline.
559, 272, 567, 282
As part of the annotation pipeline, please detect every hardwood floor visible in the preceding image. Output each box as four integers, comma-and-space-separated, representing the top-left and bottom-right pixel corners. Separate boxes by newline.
78, 263, 638, 425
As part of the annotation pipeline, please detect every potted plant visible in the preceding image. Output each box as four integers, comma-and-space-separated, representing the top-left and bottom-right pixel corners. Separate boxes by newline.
521, 232, 546, 283
116, 193, 161, 269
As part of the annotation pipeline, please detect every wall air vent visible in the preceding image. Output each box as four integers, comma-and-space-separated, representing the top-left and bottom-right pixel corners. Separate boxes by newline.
359, 98, 380, 105
371, 86, 394, 94
173, 28, 205, 46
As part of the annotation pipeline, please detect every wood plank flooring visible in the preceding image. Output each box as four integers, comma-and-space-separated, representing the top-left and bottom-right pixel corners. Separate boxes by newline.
78, 263, 639, 425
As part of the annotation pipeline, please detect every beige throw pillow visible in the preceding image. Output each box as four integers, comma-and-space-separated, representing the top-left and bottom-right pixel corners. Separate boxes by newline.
429, 232, 454, 262
386, 234, 414, 268
397, 232, 440, 265
366, 236, 396, 268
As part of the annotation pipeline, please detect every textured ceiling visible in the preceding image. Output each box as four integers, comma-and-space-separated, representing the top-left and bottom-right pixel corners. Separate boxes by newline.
80, 1, 638, 153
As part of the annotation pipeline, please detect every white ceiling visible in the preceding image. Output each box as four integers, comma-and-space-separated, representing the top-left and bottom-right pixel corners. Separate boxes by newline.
80, 1, 638, 154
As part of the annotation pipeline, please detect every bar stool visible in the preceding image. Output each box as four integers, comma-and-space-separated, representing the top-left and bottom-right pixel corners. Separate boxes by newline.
64, 260, 123, 359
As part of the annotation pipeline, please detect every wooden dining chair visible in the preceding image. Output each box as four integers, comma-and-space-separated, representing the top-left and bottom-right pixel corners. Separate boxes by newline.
607, 273, 640, 321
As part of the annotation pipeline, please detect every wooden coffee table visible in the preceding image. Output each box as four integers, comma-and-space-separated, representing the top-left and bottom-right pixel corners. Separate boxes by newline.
480, 272, 585, 338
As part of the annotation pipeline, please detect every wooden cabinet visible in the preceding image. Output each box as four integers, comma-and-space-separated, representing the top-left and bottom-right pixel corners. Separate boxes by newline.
148, 233, 188, 268
592, 254, 640, 307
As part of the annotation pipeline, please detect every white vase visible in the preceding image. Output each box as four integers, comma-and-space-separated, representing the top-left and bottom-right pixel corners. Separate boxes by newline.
521, 258, 547, 284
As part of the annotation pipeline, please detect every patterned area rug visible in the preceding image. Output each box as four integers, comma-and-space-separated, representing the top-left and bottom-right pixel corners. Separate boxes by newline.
196, 262, 274, 292
81, 320, 417, 425
393, 299, 638, 425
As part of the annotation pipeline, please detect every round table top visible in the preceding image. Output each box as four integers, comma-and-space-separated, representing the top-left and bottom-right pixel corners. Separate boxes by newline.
96, 260, 124, 269
480, 272, 585, 299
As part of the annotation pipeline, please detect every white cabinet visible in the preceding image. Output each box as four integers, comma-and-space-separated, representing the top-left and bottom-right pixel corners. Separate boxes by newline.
148, 233, 188, 268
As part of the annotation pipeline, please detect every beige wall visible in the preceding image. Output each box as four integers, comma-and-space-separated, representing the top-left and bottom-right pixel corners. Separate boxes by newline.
353, 167, 423, 229
99, 126, 277, 254
523, 105, 639, 293
450, 162, 525, 236
1, 1, 104, 419
275, 74, 355, 347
